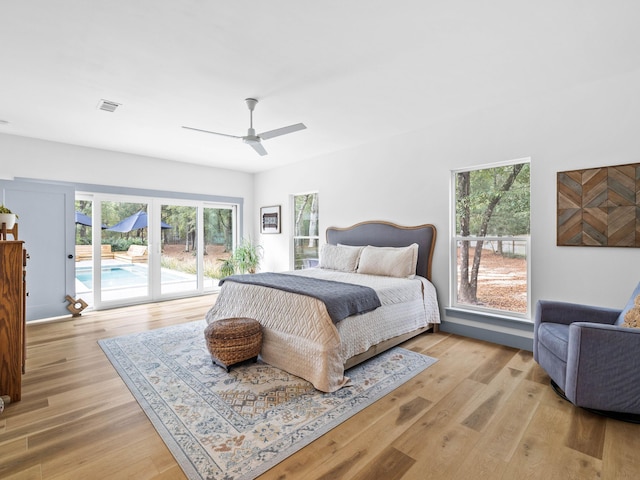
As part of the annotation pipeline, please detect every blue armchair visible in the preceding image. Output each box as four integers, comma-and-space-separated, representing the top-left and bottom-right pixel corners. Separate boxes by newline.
534, 282, 640, 419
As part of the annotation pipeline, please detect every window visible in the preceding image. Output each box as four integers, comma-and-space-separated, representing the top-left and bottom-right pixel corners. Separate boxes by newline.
451, 159, 530, 318
292, 192, 319, 269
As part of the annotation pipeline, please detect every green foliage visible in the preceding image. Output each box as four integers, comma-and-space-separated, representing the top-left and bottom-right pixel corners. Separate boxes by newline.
294, 193, 319, 237
203, 263, 223, 279
218, 257, 236, 277
232, 239, 263, 274
220, 238, 263, 275
107, 237, 145, 252
160, 256, 197, 275
0, 204, 17, 217
293, 193, 319, 270
204, 207, 234, 252
456, 163, 530, 237
160, 253, 227, 279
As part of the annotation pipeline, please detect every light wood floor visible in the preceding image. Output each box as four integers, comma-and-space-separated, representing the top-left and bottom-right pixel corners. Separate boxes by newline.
1, 295, 639, 479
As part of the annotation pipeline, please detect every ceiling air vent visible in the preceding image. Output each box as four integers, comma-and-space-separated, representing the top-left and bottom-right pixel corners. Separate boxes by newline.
97, 99, 121, 113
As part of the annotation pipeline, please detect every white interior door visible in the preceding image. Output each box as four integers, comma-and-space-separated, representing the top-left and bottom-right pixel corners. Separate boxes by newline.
1, 180, 75, 321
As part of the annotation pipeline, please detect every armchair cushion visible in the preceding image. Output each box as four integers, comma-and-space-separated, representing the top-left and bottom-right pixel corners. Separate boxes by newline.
535, 323, 569, 389
537, 323, 569, 361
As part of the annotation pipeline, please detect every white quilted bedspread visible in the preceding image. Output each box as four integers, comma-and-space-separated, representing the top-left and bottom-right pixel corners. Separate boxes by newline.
205, 269, 440, 392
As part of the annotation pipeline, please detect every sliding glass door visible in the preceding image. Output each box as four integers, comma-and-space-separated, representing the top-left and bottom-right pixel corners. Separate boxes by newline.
203, 205, 234, 288
100, 199, 151, 303
160, 204, 198, 295
159, 202, 236, 295
75, 193, 238, 310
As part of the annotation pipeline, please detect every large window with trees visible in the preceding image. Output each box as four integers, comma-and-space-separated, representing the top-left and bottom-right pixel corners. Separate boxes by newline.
452, 159, 530, 318
292, 192, 319, 269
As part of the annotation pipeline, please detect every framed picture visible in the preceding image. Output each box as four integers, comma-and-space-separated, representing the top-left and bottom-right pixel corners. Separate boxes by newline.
260, 205, 281, 234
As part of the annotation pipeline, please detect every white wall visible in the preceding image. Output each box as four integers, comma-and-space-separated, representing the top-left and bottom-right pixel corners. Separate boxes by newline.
3, 65, 639, 347
255, 68, 640, 345
0, 133, 255, 236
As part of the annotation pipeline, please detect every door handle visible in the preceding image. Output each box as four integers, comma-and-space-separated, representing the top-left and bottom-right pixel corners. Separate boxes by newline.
68, 254, 74, 259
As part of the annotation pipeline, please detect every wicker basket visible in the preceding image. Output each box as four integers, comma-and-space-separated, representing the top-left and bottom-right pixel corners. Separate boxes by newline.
204, 317, 263, 371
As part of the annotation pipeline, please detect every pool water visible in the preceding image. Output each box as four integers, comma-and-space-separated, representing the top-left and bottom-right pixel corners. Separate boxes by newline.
76, 265, 188, 289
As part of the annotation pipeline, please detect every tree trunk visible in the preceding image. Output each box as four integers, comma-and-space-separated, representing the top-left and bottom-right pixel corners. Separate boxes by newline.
457, 172, 474, 302
295, 195, 311, 236
307, 194, 318, 248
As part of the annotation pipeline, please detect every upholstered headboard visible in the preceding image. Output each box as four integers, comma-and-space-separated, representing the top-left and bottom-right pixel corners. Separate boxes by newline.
326, 221, 437, 280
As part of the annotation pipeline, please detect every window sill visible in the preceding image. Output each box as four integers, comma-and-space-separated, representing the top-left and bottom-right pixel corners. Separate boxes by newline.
445, 307, 532, 326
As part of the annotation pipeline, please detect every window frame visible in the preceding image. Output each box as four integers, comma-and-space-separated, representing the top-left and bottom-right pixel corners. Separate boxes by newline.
291, 191, 319, 270
450, 158, 531, 320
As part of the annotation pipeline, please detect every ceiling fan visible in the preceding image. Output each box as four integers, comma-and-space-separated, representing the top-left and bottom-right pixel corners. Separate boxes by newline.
182, 98, 306, 156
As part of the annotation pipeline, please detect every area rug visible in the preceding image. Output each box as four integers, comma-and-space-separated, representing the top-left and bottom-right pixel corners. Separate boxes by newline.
98, 321, 437, 480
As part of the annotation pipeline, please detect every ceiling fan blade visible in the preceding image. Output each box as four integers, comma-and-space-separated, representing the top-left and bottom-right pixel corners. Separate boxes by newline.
246, 140, 268, 156
181, 126, 242, 139
258, 123, 306, 140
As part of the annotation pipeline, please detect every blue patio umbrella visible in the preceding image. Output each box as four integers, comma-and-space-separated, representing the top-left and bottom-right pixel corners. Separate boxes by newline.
106, 211, 172, 232
75, 211, 107, 228
75, 211, 92, 226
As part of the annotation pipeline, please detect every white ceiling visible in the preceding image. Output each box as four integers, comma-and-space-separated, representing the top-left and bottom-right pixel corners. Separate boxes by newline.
1, 1, 639, 173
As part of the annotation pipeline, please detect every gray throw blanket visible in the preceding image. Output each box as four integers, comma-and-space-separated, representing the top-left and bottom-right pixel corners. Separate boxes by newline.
219, 272, 382, 323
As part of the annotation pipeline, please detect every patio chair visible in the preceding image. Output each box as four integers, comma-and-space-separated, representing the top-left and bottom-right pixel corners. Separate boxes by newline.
533, 281, 640, 422
114, 245, 148, 263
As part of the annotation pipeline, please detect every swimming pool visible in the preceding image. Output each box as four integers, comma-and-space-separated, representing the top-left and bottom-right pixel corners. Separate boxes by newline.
76, 264, 190, 289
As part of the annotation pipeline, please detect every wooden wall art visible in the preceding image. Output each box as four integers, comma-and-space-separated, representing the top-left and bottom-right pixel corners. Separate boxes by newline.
557, 162, 640, 247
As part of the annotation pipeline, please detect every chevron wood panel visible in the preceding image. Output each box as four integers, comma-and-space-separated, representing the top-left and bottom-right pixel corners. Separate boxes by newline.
582, 207, 607, 246
582, 168, 608, 207
557, 171, 582, 209
608, 164, 636, 206
557, 209, 582, 245
557, 162, 640, 247
608, 206, 637, 246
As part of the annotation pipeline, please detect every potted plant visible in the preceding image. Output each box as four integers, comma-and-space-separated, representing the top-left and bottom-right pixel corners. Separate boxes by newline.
219, 239, 263, 276
218, 257, 236, 278
232, 238, 263, 274
0, 204, 18, 229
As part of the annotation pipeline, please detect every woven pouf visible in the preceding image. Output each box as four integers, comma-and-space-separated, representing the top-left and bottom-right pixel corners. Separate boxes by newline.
204, 318, 263, 372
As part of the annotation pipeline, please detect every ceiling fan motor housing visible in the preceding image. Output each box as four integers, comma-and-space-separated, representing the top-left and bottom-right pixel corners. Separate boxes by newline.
245, 98, 258, 111
243, 128, 260, 143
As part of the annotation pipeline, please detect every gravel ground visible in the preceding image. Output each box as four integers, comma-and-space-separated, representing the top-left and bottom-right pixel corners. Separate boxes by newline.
463, 250, 527, 313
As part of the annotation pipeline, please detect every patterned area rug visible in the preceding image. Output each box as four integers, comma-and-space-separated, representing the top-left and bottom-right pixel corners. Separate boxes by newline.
99, 321, 437, 480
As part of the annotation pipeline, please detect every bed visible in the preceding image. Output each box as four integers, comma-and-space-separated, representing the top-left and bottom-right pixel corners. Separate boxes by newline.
205, 220, 440, 392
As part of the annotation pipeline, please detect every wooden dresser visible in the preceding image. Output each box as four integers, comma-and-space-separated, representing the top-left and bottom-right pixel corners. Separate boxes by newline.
0, 240, 27, 402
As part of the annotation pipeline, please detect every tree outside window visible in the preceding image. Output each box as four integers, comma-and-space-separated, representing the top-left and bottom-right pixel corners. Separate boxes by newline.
292, 192, 319, 269
453, 160, 530, 317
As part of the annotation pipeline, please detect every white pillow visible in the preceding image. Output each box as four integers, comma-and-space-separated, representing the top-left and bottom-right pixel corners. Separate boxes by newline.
356, 243, 419, 278
319, 244, 364, 272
